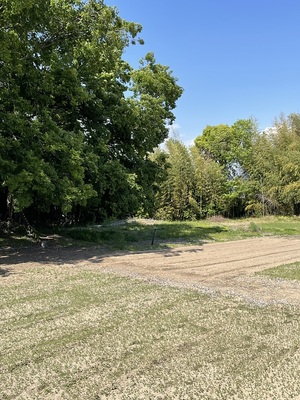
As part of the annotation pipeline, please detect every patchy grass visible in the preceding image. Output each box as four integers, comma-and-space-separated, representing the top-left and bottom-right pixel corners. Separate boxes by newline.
53, 216, 300, 251
3, 215, 300, 251
257, 262, 300, 281
256, 217, 300, 236
1, 265, 300, 399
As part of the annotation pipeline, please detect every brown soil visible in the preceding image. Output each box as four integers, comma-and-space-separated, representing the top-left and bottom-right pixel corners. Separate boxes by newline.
2, 236, 300, 306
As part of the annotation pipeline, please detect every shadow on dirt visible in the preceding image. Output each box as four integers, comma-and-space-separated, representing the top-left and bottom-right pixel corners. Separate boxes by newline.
0, 245, 103, 266
0, 222, 225, 267
0, 243, 204, 267
0, 267, 11, 277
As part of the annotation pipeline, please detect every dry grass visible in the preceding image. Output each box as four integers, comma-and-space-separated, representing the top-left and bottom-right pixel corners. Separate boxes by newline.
1, 265, 300, 399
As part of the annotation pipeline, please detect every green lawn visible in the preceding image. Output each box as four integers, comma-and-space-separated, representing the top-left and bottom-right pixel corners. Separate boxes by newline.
1, 265, 300, 399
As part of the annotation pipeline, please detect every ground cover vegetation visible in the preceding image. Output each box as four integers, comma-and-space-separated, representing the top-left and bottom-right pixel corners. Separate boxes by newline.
53, 215, 300, 250
2, 1, 300, 229
1, 265, 300, 400
2, 215, 300, 251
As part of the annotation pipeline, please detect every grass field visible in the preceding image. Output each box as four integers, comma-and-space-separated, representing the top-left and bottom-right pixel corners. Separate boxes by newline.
2, 216, 300, 399
1, 264, 300, 399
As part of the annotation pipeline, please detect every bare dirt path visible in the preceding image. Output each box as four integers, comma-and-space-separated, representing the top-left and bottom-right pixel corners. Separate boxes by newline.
2, 236, 300, 306
94, 236, 300, 306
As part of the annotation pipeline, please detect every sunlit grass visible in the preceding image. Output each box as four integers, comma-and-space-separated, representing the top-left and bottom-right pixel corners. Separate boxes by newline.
1, 265, 300, 399
53, 216, 300, 251
257, 262, 300, 281
3, 215, 300, 251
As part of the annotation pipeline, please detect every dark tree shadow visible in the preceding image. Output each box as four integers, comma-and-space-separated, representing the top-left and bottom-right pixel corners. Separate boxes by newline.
0, 242, 204, 267
0, 221, 227, 266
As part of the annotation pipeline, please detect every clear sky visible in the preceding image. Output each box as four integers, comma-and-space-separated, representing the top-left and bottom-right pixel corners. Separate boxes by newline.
105, 0, 300, 144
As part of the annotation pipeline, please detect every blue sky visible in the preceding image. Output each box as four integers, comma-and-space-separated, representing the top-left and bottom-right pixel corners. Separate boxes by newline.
105, 0, 300, 144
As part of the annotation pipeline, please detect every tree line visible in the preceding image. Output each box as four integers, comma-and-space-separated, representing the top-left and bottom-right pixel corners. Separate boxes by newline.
154, 114, 300, 220
1, 1, 300, 226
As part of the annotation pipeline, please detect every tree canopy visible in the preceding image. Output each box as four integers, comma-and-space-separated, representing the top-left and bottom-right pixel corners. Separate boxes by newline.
0, 0, 183, 222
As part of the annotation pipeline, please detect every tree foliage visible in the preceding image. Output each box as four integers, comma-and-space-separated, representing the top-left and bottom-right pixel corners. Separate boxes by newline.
155, 138, 196, 220
0, 0, 182, 223
194, 119, 257, 178
154, 116, 300, 220
154, 138, 228, 220
246, 114, 300, 216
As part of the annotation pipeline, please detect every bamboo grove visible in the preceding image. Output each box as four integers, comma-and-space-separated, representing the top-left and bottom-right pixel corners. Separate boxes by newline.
154, 114, 300, 220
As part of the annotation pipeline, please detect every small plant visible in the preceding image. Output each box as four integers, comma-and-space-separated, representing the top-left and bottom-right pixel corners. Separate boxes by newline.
249, 222, 261, 232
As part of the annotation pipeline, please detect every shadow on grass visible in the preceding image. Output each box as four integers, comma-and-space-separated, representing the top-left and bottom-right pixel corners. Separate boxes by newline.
56, 221, 226, 247
151, 222, 225, 242
0, 221, 226, 267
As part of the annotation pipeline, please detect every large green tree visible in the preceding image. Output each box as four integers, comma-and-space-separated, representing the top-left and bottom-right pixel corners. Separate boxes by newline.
194, 119, 258, 217
0, 0, 182, 222
194, 119, 257, 178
